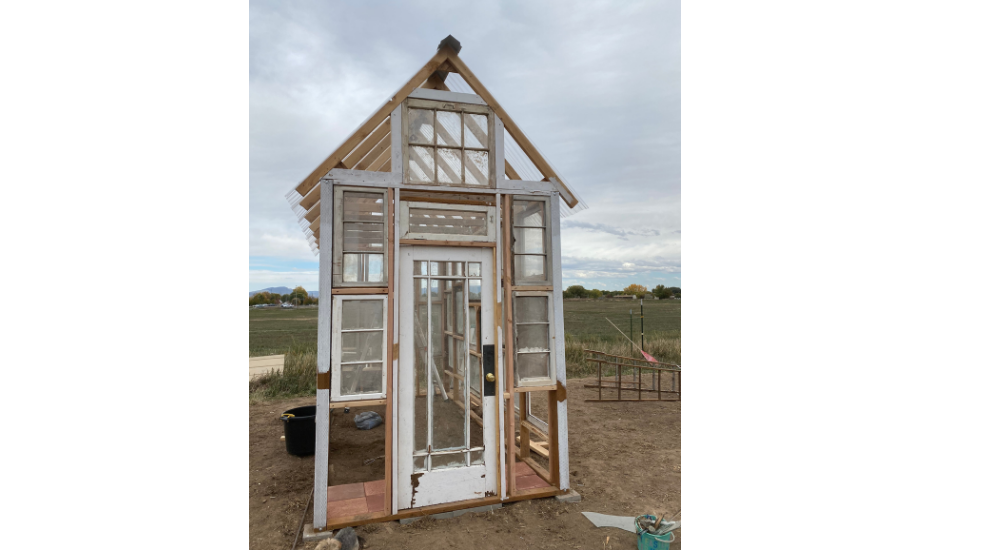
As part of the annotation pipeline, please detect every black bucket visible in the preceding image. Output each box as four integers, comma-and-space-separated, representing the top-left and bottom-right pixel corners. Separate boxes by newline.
281, 405, 316, 456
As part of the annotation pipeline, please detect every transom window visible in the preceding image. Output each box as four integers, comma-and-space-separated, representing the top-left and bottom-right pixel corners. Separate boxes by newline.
404, 99, 493, 187
400, 201, 498, 242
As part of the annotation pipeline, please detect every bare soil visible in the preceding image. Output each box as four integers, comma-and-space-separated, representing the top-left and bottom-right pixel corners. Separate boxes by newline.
249, 377, 681, 549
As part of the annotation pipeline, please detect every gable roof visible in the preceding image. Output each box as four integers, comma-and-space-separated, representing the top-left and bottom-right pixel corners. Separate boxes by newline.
285, 36, 585, 253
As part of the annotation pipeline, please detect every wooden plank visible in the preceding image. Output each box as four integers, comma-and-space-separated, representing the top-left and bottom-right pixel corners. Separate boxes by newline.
331, 287, 389, 295
514, 384, 557, 392
548, 389, 560, 486
421, 72, 451, 91
329, 399, 387, 409
399, 239, 496, 247
548, 193, 569, 490
494, 114, 505, 183
313, 178, 334, 529
519, 455, 551, 484
390, 187, 400, 514
502, 193, 516, 498
368, 145, 392, 171
407, 88, 486, 105
354, 132, 391, 171
494, 193, 506, 500
520, 419, 549, 439
384, 192, 395, 516
518, 392, 530, 459
511, 285, 553, 292
443, 54, 578, 208
294, 48, 454, 201
326, 168, 401, 187
341, 117, 391, 170
400, 194, 494, 206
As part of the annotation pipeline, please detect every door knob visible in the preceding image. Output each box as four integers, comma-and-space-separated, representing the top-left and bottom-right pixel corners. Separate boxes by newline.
485, 373, 495, 383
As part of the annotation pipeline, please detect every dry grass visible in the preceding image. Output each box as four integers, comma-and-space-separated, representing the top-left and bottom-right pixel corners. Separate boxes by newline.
565, 332, 681, 378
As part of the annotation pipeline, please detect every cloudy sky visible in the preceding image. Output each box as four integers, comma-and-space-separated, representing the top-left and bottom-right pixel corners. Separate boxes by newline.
250, 0, 680, 293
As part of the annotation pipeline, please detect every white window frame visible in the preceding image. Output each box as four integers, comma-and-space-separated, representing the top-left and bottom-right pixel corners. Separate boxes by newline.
399, 201, 498, 242
513, 291, 556, 388
332, 185, 389, 288
331, 294, 388, 402
511, 195, 553, 286
402, 98, 496, 188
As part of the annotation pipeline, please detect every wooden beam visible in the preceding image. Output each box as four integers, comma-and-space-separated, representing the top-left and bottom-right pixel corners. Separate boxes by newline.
341, 117, 391, 170
328, 398, 386, 409
398, 239, 496, 248
384, 191, 395, 516
331, 287, 389, 295
444, 54, 578, 208
502, 194, 516, 497
305, 200, 321, 223
504, 160, 522, 180
354, 132, 391, 171
294, 47, 455, 201
407, 88, 485, 105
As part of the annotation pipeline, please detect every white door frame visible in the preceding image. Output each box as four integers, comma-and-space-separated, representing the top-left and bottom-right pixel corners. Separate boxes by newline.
397, 245, 498, 509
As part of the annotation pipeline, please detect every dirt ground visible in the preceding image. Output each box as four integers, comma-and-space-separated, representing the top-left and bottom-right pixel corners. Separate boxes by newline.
249, 377, 681, 549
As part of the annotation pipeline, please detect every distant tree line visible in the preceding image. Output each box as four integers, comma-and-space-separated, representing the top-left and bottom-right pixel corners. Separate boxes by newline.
249, 286, 317, 306
562, 284, 680, 300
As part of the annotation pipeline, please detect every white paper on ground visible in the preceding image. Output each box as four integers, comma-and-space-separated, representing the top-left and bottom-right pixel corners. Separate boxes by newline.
581, 512, 637, 533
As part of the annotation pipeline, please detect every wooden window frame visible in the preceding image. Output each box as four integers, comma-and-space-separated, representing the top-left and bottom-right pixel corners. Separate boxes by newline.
512, 290, 557, 389
511, 195, 553, 286
331, 294, 389, 402
402, 98, 495, 188
332, 185, 389, 288
399, 200, 498, 243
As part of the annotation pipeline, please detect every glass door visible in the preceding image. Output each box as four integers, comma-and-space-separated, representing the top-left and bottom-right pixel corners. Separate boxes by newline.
397, 246, 497, 509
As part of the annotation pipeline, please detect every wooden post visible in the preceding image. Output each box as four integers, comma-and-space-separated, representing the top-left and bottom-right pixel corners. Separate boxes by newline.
502, 194, 516, 497
518, 392, 530, 459
617, 364, 622, 401
597, 360, 602, 400
383, 188, 395, 515
547, 389, 559, 487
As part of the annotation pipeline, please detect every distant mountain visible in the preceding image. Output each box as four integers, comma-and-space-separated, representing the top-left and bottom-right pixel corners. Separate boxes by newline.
249, 286, 318, 298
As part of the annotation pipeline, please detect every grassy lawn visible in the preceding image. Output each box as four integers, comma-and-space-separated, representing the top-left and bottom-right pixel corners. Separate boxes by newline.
563, 298, 681, 341
248, 306, 318, 356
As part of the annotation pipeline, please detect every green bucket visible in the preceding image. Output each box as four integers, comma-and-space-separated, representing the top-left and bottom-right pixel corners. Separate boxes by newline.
635, 515, 675, 550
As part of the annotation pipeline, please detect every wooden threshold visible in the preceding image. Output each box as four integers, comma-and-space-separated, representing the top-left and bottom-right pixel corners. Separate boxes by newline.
315, 488, 562, 533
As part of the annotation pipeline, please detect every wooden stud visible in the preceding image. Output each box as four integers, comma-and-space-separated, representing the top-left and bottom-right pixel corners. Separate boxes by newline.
443, 54, 578, 208
504, 159, 522, 180
518, 392, 530, 459
390, 187, 400, 514
502, 194, 516, 497
548, 389, 560, 487
314, 178, 334, 529
384, 192, 395, 516
294, 47, 455, 203
331, 287, 389, 295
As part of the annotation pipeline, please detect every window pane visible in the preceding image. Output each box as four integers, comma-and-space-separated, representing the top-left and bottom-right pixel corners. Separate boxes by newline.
343, 192, 384, 222
340, 362, 383, 395
431, 279, 466, 451
517, 324, 550, 352
464, 150, 488, 186
431, 452, 466, 470
464, 114, 488, 148
516, 353, 550, 384
467, 262, 481, 277
408, 207, 487, 236
341, 330, 383, 362
430, 260, 465, 276
470, 449, 484, 465
468, 279, 481, 302
342, 222, 384, 251
514, 255, 546, 281
435, 111, 462, 147
408, 146, 435, 183
515, 296, 549, 323
413, 455, 426, 472
413, 277, 429, 453
513, 200, 545, 227
514, 227, 545, 254
437, 148, 463, 184
342, 253, 384, 283
408, 108, 434, 144
341, 299, 384, 329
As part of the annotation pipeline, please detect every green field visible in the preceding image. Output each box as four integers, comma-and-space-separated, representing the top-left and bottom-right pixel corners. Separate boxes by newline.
249, 298, 680, 397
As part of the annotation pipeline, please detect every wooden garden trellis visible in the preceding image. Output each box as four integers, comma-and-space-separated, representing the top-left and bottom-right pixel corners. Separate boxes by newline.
582, 349, 681, 402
